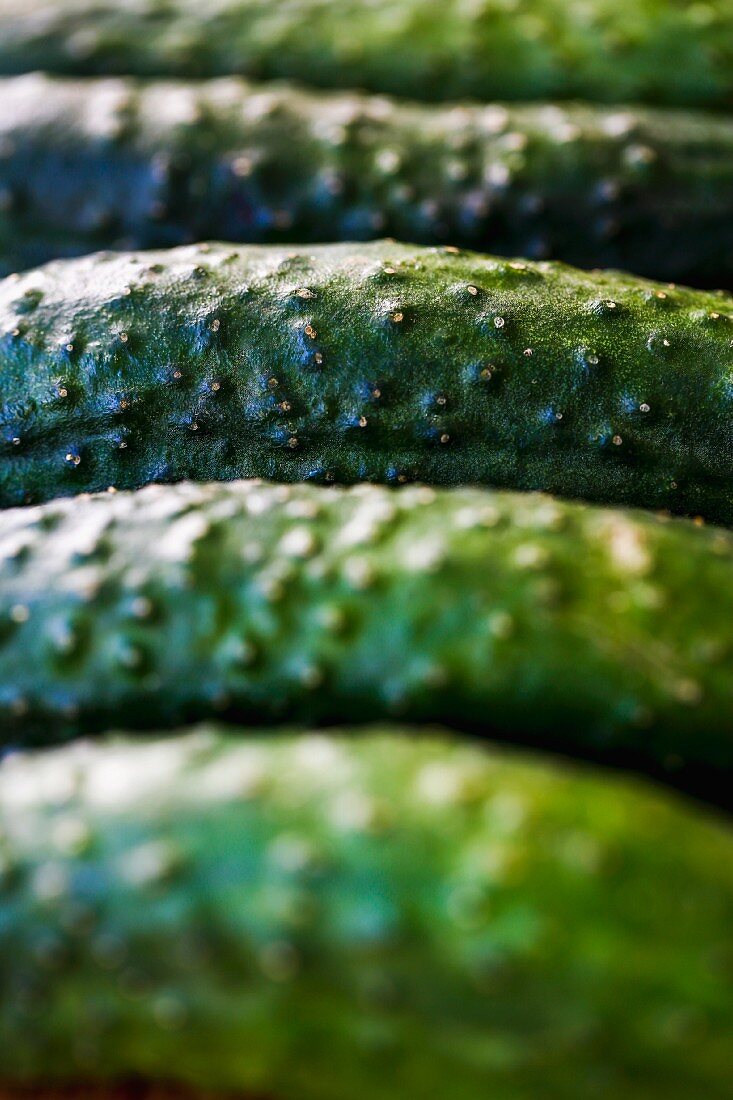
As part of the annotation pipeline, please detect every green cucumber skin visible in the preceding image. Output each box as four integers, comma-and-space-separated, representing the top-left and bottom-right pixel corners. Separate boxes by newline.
0, 0, 731, 111
1, 240, 733, 521
3, 75, 733, 286
1, 728, 732, 1099
0, 478, 732, 795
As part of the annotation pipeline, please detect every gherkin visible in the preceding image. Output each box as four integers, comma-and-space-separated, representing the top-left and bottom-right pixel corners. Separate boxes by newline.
0, 478, 732, 801
1, 728, 733, 1099
1, 241, 732, 522
0, 0, 731, 110
1, 74, 733, 284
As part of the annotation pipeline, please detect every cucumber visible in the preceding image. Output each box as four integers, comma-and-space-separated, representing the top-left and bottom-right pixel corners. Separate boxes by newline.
1, 727, 732, 1099
0, 0, 731, 110
1, 240, 732, 521
0, 477, 732, 799
3, 74, 733, 286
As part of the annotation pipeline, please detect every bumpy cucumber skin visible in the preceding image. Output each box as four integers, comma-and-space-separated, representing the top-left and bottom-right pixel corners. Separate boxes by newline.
2, 75, 733, 286
1, 240, 732, 521
0, 0, 731, 110
0, 478, 733, 796
1, 728, 732, 1099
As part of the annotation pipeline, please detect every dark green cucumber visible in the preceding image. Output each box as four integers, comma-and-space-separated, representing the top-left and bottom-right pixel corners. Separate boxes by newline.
1, 478, 733, 798
2, 727, 732, 1099
0, 0, 732, 110
1, 240, 733, 521
3, 75, 733, 285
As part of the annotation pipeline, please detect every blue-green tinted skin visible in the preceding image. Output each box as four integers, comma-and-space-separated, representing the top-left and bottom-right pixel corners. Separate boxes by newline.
0, 241, 732, 522
0, 478, 732, 799
2, 75, 733, 286
0, 0, 731, 110
1, 728, 732, 1100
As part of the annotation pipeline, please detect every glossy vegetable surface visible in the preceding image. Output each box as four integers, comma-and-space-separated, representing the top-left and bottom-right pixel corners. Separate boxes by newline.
1, 241, 732, 521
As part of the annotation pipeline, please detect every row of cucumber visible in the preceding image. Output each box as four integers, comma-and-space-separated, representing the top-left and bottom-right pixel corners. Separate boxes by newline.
2, 3, 733, 1093
1, 74, 733, 284
2, 239, 731, 1088
0, 2, 731, 285
0, 237, 731, 796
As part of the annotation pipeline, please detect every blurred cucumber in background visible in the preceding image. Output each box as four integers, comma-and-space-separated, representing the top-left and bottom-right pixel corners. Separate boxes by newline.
2, 74, 733, 284
1, 478, 733, 807
0, 0, 731, 110
1, 728, 732, 1100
